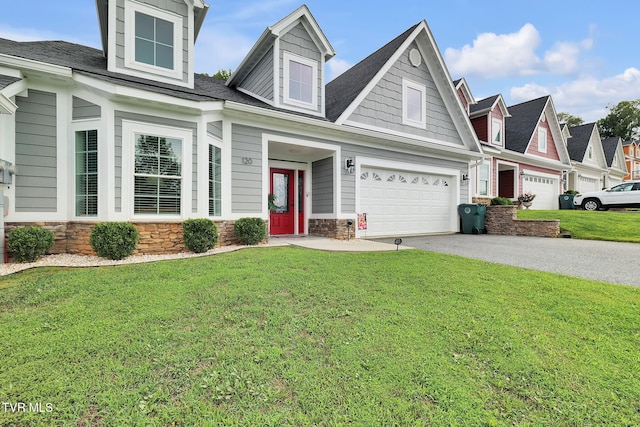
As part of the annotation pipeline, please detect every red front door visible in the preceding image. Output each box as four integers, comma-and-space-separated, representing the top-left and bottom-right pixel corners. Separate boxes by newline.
270, 168, 295, 235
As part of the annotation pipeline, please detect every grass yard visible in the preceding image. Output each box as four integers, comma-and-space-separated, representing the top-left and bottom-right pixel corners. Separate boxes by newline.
517, 209, 640, 242
1, 247, 640, 426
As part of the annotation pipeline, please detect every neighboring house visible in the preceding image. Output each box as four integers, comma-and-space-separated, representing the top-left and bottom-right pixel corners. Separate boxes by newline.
622, 140, 640, 181
0, 1, 483, 257
455, 80, 573, 210
600, 136, 628, 187
564, 123, 609, 192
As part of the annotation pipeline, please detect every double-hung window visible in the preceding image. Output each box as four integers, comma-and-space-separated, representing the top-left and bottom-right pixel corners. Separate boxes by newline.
478, 163, 490, 196
134, 134, 182, 215
538, 127, 548, 153
75, 130, 98, 216
402, 79, 426, 128
283, 52, 317, 109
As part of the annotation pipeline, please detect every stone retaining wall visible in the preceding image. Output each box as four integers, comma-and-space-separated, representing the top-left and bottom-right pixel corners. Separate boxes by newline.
5, 219, 267, 257
485, 205, 559, 238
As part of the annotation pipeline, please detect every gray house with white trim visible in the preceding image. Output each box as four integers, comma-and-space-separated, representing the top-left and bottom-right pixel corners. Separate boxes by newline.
0, 1, 483, 256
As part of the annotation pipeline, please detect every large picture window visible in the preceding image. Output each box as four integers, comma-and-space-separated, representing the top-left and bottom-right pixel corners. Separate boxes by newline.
209, 145, 221, 216
134, 134, 182, 214
75, 130, 98, 216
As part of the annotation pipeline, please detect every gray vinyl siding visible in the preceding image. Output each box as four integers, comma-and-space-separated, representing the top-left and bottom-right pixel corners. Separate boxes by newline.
349, 42, 461, 145
207, 121, 223, 140
115, 0, 190, 85
240, 46, 274, 102
114, 111, 198, 213
279, 23, 322, 114
231, 124, 262, 213
72, 96, 101, 120
15, 90, 57, 212
312, 157, 333, 214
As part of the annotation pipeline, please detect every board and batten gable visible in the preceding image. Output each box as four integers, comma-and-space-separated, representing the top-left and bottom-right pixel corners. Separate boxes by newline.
112, 0, 191, 87
346, 41, 460, 145
15, 90, 57, 212
114, 111, 198, 214
231, 124, 263, 214
279, 22, 323, 114
72, 97, 102, 120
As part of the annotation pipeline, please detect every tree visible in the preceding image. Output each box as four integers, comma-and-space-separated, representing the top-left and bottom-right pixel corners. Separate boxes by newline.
557, 112, 583, 127
212, 69, 232, 81
598, 99, 640, 141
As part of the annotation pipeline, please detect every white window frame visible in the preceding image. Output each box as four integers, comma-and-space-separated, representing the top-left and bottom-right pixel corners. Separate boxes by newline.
402, 79, 426, 128
491, 118, 503, 146
478, 162, 490, 196
538, 127, 548, 153
209, 143, 222, 217
122, 121, 192, 219
124, 0, 183, 80
74, 129, 99, 218
588, 145, 593, 160
283, 51, 318, 110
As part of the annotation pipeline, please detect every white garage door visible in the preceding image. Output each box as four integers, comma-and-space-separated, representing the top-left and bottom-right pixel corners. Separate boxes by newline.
579, 175, 601, 193
359, 167, 455, 237
523, 175, 559, 210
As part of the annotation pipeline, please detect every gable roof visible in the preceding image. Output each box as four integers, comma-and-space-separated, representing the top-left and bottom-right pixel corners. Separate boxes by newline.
453, 77, 475, 108
325, 25, 417, 122
504, 96, 551, 153
227, 5, 335, 88
566, 122, 597, 161
469, 94, 510, 119
601, 136, 624, 167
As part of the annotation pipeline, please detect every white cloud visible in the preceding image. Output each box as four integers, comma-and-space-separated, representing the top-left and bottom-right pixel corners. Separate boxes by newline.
445, 24, 593, 79
511, 68, 640, 122
194, 27, 255, 74
327, 58, 353, 81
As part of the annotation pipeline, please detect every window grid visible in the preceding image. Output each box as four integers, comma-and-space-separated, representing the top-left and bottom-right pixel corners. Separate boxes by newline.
75, 130, 98, 216
134, 11, 174, 70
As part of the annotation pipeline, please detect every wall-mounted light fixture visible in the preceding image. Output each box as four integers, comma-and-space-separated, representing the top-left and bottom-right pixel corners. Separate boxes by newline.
519, 170, 526, 177
461, 174, 469, 181
345, 158, 355, 174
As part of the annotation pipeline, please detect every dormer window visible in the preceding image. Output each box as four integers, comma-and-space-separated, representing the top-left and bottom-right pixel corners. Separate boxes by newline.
491, 118, 503, 146
124, 0, 183, 80
538, 127, 548, 153
283, 52, 318, 109
135, 12, 174, 69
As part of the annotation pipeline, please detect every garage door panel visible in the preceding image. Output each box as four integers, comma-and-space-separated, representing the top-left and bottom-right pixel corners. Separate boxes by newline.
359, 167, 455, 237
523, 175, 558, 210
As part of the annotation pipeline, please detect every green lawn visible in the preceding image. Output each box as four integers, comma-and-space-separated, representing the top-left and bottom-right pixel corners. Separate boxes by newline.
517, 209, 640, 242
2, 247, 640, 426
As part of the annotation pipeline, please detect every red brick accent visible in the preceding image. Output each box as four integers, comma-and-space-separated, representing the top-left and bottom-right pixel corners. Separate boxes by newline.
484, 205, 559, 238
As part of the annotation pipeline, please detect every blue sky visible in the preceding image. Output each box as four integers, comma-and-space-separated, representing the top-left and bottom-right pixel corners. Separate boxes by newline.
1, 0, 639, 122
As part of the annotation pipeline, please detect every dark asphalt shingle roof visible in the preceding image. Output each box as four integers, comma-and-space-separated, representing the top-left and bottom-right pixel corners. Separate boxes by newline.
0, 38, 329, 120
504, 96, 549, 153
325, 24, 418, 122
601, 136, 621, 167
0, 75, 20, 90
469, 94, 499, 116
566, 123, 596, 161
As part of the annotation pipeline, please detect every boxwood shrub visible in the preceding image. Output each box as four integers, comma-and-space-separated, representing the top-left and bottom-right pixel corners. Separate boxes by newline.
234, 217, 267, 245
7, 226, 55, 263
90, 222, 139, 260
490, 197, 514, 206
182, 218, 218, 253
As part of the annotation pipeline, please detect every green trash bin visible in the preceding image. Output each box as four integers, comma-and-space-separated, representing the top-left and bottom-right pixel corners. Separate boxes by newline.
559, 194, 576, 209
458, 204, 487, 234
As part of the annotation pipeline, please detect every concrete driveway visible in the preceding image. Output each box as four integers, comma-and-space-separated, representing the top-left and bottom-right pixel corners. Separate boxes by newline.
376, 234, 640, 288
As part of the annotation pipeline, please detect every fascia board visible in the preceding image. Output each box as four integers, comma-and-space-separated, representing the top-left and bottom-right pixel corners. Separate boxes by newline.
0, 54, 72, 78
0, 94, 17, 114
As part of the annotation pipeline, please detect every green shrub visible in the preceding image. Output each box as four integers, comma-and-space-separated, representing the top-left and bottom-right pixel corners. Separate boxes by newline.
7, 226, 55, 263
564, 189, 580, 195
490, 197, 513, 206
234, 217, 267, 245
90, 222, 139, 260
182, 218, 219, 253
